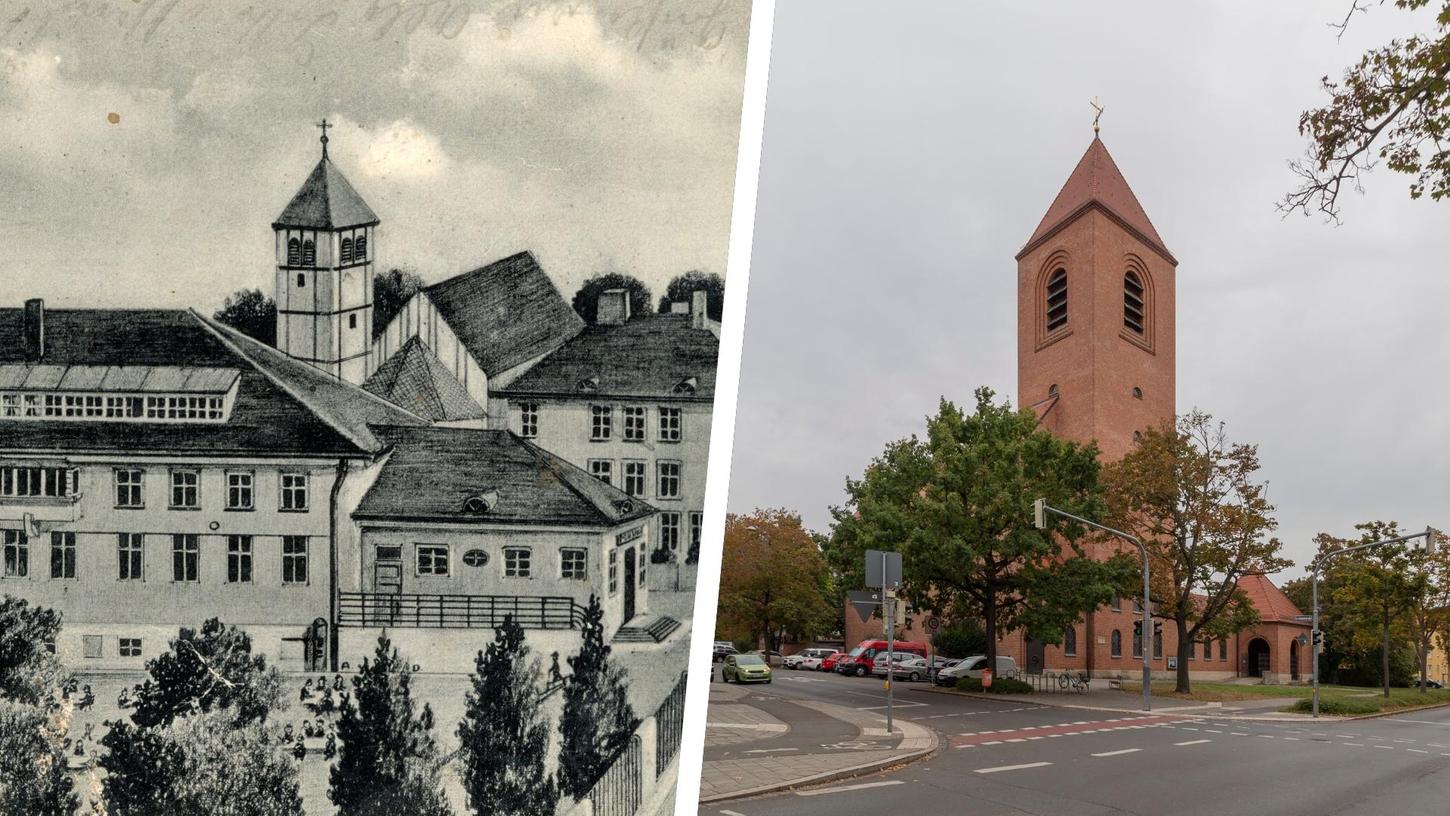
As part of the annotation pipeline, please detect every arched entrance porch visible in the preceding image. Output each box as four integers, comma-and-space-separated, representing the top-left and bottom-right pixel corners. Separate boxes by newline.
1247, 637, 1271, 678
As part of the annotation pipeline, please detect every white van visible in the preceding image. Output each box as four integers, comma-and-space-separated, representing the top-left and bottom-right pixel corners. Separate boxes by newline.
934, 655, 1017, 686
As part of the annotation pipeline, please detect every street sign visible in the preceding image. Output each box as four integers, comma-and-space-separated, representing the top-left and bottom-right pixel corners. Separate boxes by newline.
864, 550, 902, 589
925, 616, 941, 633
847, 589, 882, 621
1294, 615, 1313, 622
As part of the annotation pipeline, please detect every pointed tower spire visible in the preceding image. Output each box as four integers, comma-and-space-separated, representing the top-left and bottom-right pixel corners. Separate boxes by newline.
317, 118, 332, 159
1017, 137, 1174, 265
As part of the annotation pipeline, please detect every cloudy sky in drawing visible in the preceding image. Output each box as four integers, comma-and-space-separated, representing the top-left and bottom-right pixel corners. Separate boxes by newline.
729, 2, 1449, 578
0, 0, 749, 311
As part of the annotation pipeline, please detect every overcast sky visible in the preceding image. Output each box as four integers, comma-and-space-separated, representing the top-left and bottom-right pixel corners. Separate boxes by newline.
0, 0, 748, 312
728, 2, 1449, 580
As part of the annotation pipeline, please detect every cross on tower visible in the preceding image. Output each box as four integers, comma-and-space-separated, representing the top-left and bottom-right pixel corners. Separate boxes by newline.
317, 118, 332, 157
1090, 97, 1105, 135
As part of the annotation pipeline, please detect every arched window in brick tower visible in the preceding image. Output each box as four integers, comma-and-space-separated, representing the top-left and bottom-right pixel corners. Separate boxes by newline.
287, 238, 301, 266
1111, 629, 1122, 658
1124, 271, 1146, 334
1046, 268, 1068, 331
302, 239, 316, 266
341, 238, 353, 264
1063, 625, 1077, 656
355, 235, 367, 262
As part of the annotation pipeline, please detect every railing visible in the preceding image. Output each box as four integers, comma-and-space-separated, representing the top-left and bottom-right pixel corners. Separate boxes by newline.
1024, 669, 1091, 694
654, 672, 686, 777
588, 734, 642, 816
336, 592, 587, 629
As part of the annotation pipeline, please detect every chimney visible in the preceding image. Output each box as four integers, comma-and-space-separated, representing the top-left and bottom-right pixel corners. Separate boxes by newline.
690, 290, 708, 330
23, 299, 44, 360
597, 289, 630, 326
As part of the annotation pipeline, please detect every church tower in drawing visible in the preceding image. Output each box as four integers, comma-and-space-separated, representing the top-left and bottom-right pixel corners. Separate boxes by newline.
274, 122, 378, 385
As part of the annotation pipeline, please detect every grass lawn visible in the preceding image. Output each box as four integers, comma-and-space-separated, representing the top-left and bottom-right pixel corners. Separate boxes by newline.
1117, 680, 1450, 714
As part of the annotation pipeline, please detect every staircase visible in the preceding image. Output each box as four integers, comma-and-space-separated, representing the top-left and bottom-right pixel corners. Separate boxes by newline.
613, 614, 682, 644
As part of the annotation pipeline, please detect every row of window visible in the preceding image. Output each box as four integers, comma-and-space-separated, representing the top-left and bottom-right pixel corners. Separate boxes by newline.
516, 403, 686, 444
587, 459, 682, 500
1042, 267, 1149, 338
114, 469, 309, 512
0, 467, 77, 499
0, 393, 229, 423
606, 547, 647, 595
1, 531, 309, 585
660, 511, 703, 552
1100, 629, 1231, 662
285, 236, 368, 266
407, 544, 587, 580
79, 635, 143, 660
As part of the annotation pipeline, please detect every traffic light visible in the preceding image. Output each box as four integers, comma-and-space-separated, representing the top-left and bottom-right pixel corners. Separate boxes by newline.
1133, 621, 1142, 638
1312, 630, 1323, 648
1033, 499, 1047, 530
1428, 527, 1442, 555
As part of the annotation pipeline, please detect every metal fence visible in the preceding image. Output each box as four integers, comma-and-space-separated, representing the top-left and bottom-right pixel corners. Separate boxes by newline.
655, 671, 687, 777
588, 734, 642, 816
336, 592, 586, 629
1023, 669, 1091, 694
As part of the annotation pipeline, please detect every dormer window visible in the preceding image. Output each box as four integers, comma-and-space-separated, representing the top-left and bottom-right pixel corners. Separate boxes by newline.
287, 238, 301, 265
461, 490, 499, 515
579, 376, 600, 393
341, 238, 353, 264
1124, 271, 1145, 335
672, 377, 698, 396
1045, 268, 1068, 331
302, 240, 316, 266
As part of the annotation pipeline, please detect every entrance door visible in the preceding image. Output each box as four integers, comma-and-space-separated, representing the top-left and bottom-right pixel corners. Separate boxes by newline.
1290, 640, 1300, 681
373, 546, 403, 625
1247, 638, 1271, 678
623, 547, 637, 622
1026, 637, 1046, 675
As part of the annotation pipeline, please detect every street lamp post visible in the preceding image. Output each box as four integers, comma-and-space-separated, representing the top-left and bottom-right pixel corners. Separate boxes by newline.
1033, 499, 1152, 712
1309, 526, 1439, 718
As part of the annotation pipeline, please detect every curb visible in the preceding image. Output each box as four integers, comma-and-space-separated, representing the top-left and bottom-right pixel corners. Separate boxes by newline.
698, 700, 940, 803
914, 685, 1321, 721
1344, 700, 1450, 721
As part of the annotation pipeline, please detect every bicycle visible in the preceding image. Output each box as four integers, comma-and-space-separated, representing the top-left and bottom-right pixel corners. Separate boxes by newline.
1056, 671, 1090, 693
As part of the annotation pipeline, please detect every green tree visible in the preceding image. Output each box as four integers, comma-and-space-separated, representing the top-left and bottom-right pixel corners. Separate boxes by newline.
658, 270, 724, 320
129, 617, 283, 728
1283, 571, 1417, 687
827, 388, 1137, 670
374, 267, 425, 339
929, 622, 989, 660
1322, 522, 1423, 697
0, 595, 67, 705
1283, 0, 1450, 220
1101, 412, 1291, 693
329, 634, 450, 816
718, 510, 837, 651
557, 595, 638, 800
571, 273, 653, 324
0, 699, 78, 816
457, 616, 558, 816
1407, 533, 1450, 689
214, 289, 277, 346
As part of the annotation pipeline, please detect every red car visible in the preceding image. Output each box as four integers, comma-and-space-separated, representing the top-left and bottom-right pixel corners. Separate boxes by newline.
819, 651, 846, 672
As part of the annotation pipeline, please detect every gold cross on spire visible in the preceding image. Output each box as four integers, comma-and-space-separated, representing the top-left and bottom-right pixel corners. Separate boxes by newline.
1090, 97, 1104, 136
317, 118, 332, 158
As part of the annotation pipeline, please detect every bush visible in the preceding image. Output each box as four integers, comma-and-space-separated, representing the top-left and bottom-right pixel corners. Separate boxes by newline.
930, 623, 988, 660
955, 676, 1033, 694
1287, 697, 1381, 716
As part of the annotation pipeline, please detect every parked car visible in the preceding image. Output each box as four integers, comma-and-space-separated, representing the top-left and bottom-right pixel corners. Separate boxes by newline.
834, 640, 930, 677
1416, 679, 1444, 689
753, 649, 785, 666
721, 653, 773, 684
935, 655, 1017, 686
819, 651, 845, 672
873, 655, 931, 682
927, 657, 959, 680
785, 647, 838, 670
712, 642, 738, 662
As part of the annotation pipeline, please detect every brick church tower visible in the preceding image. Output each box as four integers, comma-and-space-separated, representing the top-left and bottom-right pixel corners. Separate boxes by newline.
1010, 135, 1179, 677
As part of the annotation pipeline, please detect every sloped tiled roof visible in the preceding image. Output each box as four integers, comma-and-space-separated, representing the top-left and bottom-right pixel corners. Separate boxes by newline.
1018, 137, 1175, 264
362, 336, 485, 422
355, 425, 655, 527
1237, 573, 1309, 626
0, 309, 389, 456
272, 156, 379, 230
196, 314, 428, 452
496, 313, 717, 401
423, 251, 584, 376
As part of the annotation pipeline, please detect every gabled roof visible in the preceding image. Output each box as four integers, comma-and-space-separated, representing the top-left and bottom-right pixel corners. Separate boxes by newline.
195, 313, 429, 453
272, 156, 379, 231
496, 313, 717, 401
1017, 137, 1175, 265
0, 308, 406, 457
362, 336, 486, 422
354, 425, 655, 527
1237, 573, 1308, 626
423, 251, 584, 376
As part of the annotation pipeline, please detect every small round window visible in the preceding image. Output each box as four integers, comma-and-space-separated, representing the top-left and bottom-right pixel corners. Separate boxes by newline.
1132, 387, 1142, 400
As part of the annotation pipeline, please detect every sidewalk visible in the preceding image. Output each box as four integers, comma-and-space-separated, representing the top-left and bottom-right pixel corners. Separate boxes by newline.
698, 683, 938, 803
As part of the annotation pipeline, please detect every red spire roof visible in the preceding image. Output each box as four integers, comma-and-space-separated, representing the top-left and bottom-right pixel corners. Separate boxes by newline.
1236, 573, 1308, 626
1017, 137, 1174, 264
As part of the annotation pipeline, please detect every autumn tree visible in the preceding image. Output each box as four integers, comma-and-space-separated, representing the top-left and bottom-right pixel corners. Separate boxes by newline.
827, 388, 1137, 670
1321, 521, 1423, 697
214, 289, 277, 346
658, 271, 725, 320
1283, 0, 1450, 220
557, 595, 637, 800
374, 267, 425, 338
572, 273, 653, 323
1405, 532, 1450, 690
1101, 412, 1291, 693
457, 616, 558, 816
718, 509, 836, 650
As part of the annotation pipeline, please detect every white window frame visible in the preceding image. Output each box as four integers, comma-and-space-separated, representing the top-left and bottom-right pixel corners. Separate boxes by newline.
118, 533, 144, 581
227, 535, 253, 584
590, 404, 612, 441
169, 469, 200, 510
280, 472, 309, 512
658, 406, 682, 443
656, 460, 681, 500
504, 547, 532, 578
519, 402, 540, 438
622, 406, 647, 442
225, 470, 254, 511
171, 533, 199, 582
416, 544, 450, 577
660, 512, 681, 551
560, 548, 587, 580
115, 468, 144, 508
623, 461, 646, 498
588, 459, 614, 485
282, 536, 309, 585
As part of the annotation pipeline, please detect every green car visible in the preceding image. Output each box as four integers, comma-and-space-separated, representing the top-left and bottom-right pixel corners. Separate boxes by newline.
722, 653, 772, 684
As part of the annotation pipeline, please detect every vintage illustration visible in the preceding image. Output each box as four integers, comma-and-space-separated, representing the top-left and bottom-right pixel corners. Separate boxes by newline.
0, 2, 749, 815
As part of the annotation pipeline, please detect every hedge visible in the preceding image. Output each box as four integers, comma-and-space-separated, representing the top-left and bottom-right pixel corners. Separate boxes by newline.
955, 676, 1033, 694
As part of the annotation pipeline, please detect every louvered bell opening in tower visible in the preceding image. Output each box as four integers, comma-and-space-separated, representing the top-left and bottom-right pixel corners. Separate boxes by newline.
1124, 271, 1144, 335
1046, 268, 1068, 332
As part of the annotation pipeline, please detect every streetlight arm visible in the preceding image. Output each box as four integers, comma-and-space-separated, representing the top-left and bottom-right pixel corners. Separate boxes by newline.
1038, 505, 1145, 558
1310, 529, 1434, 576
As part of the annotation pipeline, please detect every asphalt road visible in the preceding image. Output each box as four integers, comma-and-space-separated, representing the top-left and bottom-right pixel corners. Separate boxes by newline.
704, 667, 1450, 816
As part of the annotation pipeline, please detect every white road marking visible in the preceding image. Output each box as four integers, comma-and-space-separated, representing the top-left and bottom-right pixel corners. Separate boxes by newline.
1373, 745, 1395, 750
1174, 739, 1211, 746
975, 762, 1053, 774
742, 748, 797, 754
1091, 748, 1142, 757
1343, 743, 1364, 747
720, 810, 747, 816
796, 780, 903, 797
1409, 749, 1429, 754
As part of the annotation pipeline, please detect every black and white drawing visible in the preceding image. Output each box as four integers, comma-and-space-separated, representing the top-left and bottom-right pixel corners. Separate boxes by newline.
0, 3, 748, 814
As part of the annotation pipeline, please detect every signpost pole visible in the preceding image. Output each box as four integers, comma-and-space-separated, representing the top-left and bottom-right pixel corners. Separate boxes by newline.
884, 552, 894, 735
